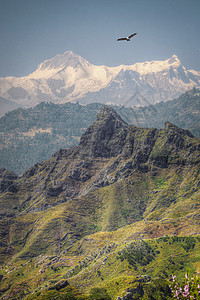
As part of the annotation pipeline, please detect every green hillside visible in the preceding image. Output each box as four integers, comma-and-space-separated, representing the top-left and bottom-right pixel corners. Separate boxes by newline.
0, 102, 102, 175
0, 105, 200, 299
130, 87, 200, 137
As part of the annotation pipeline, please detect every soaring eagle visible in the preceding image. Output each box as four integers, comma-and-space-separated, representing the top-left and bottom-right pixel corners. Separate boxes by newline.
117, 33, 137, 41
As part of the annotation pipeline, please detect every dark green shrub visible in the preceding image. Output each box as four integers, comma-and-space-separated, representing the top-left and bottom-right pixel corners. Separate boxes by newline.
89, 287, 111, 300
143, 279, 172, 300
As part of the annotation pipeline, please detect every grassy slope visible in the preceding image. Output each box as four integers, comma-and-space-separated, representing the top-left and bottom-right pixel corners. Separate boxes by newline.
0, 162, 199, 299
1, 160, 199, 261
1, 233, 200, 299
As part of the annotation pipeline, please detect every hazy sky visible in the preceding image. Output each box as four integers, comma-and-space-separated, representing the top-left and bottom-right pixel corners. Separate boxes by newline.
0, 0, 200, 77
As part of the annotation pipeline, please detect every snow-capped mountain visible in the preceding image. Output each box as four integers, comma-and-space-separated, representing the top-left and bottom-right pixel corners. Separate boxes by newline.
0, 51, 199, 108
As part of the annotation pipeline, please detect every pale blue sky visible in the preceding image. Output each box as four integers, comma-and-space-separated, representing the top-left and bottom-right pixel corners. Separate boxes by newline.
0, 0, 200, 77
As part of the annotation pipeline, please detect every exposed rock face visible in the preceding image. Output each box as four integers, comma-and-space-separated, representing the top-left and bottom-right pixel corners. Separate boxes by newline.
48, 279, 69, 291
78, 105, 129, 158
0, 168, 18, 193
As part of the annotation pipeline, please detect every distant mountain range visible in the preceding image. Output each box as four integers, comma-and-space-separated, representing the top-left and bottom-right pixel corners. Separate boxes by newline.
0, 51, 200, 112
0, 88, 199, 175
0, 105, 200, 299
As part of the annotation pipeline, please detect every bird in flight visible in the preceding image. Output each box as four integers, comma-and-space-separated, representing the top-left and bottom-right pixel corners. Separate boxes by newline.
117, 33, 137, 41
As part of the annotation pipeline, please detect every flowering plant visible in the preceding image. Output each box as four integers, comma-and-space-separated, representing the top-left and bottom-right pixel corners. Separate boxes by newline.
169, 273, 200, 299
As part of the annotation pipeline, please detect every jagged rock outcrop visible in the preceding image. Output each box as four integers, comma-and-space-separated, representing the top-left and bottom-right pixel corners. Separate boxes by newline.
77, 105, 129, 158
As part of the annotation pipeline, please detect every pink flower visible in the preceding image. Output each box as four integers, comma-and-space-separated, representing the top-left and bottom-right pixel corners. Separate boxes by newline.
172, 275, 176, 282
184, 284, 189, 292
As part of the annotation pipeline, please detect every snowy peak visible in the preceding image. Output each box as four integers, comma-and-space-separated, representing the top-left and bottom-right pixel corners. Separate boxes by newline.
168, 54, 180, 65
35, 52, 181, 74
30, 51, 92, 79
36, 51, 90, 71
127, 55, 181, 74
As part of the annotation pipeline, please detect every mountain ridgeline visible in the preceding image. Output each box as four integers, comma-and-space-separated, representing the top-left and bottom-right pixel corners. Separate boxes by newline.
0, 105, 200, 299
0, 51, 200, 110
0, 88, 200, 175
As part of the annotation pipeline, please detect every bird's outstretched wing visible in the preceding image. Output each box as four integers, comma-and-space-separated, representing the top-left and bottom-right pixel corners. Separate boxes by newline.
117, 38, 127, 41
128, 33, 137, 39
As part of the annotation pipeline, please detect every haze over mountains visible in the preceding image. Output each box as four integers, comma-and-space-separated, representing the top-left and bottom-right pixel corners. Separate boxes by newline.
0, 51, 200, 110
